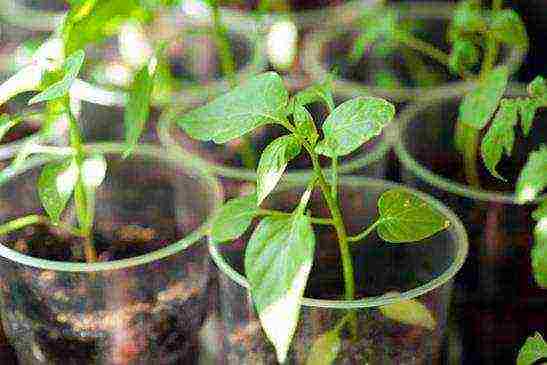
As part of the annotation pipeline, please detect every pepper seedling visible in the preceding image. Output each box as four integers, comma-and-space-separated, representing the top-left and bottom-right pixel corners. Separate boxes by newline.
176, 71, 451, 363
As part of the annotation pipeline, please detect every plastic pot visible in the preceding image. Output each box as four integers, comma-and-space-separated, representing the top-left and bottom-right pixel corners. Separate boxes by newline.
393, 83, 546, 364
301, 1, 526, 105
207, 176, 468, 364
0, 143, 223, 364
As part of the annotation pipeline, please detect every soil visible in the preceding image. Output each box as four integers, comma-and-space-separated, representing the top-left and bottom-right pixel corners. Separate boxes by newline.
0, 223, 210, 364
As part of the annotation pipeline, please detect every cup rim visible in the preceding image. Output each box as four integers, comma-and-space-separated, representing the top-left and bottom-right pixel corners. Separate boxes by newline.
392, 81, 546, 205
300, 2, 527, 103
156, 81, 392, 181
0, 142, 224, 272
208, 175, 469, 309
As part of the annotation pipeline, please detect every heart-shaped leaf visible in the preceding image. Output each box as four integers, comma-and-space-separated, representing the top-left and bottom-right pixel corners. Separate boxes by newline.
38, 159, 79, 222
315, 97, 394, 157
210, 194, 258, 244
305, 329, 342, 365
376, 188, 450, 243
256, 135, 301, 205
379, 292, 436, 330
515, 145, 547, 204
29, 50, 86, 105
517, 332, 547, 365
458, 66, 509, 130
245, 214, 316, 363
176, 72, 288, 143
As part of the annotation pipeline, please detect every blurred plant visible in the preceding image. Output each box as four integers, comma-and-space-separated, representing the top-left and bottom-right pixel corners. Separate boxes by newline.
516, 332, 547, 365
176, 71, 450, 363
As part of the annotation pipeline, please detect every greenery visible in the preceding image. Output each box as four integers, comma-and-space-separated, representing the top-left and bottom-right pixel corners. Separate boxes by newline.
178, 71, 451, 363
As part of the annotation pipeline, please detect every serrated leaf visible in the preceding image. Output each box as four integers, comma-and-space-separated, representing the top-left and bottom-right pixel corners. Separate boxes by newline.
480, 99, 518, 180
379, 292, 436, 330
305, 329, 341, 365
123, 60, 155, 158
517, 332, 547, 365
81, 154, 107, 189
515, 145, 547, 203
448, 39, 480, 75
210, 194, 258, 244
531, 212, 547, 288
458, 66, 509, 130
28, 50, 86, 105
256, 135, 301, 205
315, 97, 394, 158
376, 188, 450, 243
518, 97, 539, 137
528, 76, 547, 98
490, 10, 528, 49
294, 74, 335, 112
245, 214, 316, 363
176, 72, 288, 143
38, 159, 79, 222
294, 105, 318, 145
0, 114, 20, 141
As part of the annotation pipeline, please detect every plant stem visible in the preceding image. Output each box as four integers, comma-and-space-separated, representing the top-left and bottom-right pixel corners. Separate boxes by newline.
463, 127, 481, 187
257, 209, 334, 225
348, 219, 381, 243
0, 214, 83, 238
209, 0, 236, 85
396, 32, 450, 67
331, 157, 338, 200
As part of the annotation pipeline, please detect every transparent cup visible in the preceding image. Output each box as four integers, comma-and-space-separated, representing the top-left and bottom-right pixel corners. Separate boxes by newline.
207, 176, 468, 364
0, 143, 223, 364
393, 83, 546, 364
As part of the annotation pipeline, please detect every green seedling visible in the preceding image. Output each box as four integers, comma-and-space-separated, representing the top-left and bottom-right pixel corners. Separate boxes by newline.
176, 71, 451, 363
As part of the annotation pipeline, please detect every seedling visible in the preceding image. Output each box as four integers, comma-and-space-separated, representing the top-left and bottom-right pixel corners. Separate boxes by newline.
176, 71, 451, 363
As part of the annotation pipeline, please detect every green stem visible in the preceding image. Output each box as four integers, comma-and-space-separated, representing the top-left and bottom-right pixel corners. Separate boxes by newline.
463, 127, 481, 187
257, 209, 334, 225
331, 157, 338, 200
237, 136, 257, 169
209, 0, 236, 86
0, 214, 83, 238
348, 219, 381, 243
396, 32, 450, 67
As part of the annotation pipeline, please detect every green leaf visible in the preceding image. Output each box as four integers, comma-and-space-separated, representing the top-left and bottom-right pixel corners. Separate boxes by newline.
123, 60, 155, 158
480, 99, 518, 180
379, 292, 436, 330
448, 39, 480, 75
294, 105, 318, 145
449, 0, 484, 41
256, 136, 301, 205
376, 188, 450, 243
305, 329, 341, 365
518, 97, 539, 137
38, 159, 79, 222
528, 76, 547, 98
210, 194, 258, 244
0, 114, 21, 142
517, 332, 547, 365
532, 211, 547, 288
458, 66, 509, 130
490, 10, 528, 49
293, 74, 335, 112
176, 72, 288, 143
28, 50, 86, 105
515, 145, 547, 203
80, 154, 107, 190
245, 214, 316, 363
315, 97, 395, 158
454, 120, 476, 154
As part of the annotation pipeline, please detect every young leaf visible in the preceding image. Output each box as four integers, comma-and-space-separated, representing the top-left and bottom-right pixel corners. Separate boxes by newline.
458, 66, 509, 130
123, 59, 156, 158
379, 292, 436, 330
518, 98, 539, 137
176, 72, 288, 143
515, 145, 547, 204
450, 0, 484, 37
305, 329, 342, 365
532, 212, 546, 288
38, 159, 79, 222
315, 97, 395, 158
0, 114, 21, 142
516, 332, 547, 365
528, 76, 547, 98
376, 188, 450, 243
294, 105, 318, 145
28, 50, 86, 105
448, 39, 479, 75
210, 194, 258, 244
293, 74, 335, 112
245, 214, 316, 363
256, 136, 301, 205
480, 99, 518, 180
490, 10, 528, 49
80, 154, 107, 190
